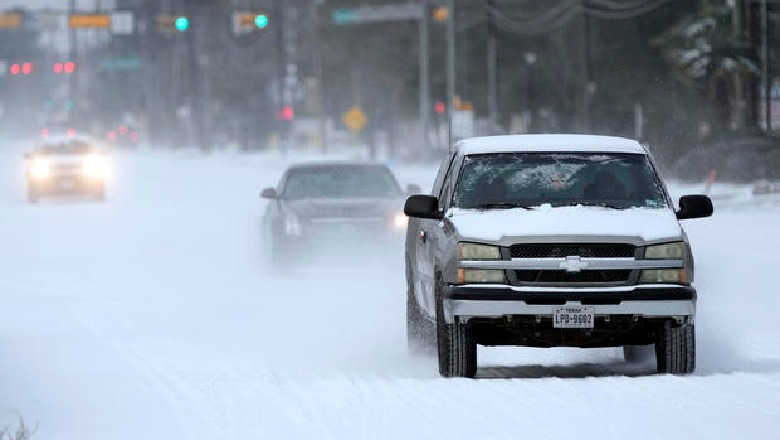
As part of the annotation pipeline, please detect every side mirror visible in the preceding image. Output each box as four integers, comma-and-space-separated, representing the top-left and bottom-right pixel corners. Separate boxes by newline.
260, 188, 278, 199
406, 183, 422, 195
404, 195, 441, 219
676, 194, 713, 220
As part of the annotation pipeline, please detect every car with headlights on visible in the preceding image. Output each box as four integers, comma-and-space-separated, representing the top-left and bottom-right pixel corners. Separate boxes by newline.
24, 134, 109, 203
404, 134, 713, 378
261, 162, 414, 267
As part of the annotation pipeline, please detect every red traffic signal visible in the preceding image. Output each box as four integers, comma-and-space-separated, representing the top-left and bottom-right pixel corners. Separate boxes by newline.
280, 105, 294, 121
434, 101, 446, 115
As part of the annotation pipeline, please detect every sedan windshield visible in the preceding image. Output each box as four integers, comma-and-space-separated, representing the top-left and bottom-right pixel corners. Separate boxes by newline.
283, 166, 402, 199
38, 140, 94, 155
453, 153, 668, 209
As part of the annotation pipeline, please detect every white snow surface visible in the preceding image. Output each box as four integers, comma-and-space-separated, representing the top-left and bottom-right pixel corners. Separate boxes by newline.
456, 134, 645, 155
450, 206, 682, 243
0, 144, 778, 440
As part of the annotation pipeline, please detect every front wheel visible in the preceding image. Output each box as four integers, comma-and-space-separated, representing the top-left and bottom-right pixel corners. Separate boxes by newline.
406, 261, 434, 356
435, 274, 477, 378
655, 321, 695, 374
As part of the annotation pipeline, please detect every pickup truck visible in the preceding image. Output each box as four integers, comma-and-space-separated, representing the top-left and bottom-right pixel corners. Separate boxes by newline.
404, 134, 712, 378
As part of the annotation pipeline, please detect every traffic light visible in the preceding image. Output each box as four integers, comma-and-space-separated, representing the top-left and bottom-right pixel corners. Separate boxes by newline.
232, 12, 270, 34
280, 105, 294, 121
434, 101, 446, 115
255, 14, 269, 29
174, 16, 189, 32
157, 15, 189, 33
432, 6, 449, 22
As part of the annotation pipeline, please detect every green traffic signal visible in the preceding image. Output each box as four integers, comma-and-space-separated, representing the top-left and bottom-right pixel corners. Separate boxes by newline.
175, 16, 189, 32
254, 14, 269, 29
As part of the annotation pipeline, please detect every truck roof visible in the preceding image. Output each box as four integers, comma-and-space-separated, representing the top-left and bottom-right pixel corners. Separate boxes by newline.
455, 134, 646, 155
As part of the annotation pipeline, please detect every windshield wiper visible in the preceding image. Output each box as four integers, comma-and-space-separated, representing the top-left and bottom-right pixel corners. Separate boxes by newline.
578, 202, 629, 209
469, 203, 532, 210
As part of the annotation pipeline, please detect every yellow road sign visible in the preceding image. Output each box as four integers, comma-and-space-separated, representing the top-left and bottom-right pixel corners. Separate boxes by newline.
0, 13, 22, 29
69, 14, 110, 29
343, 106, 367, 133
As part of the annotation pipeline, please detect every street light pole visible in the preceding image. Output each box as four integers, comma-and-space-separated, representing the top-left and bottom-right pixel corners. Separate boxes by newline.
420, 0, 431, 154
446, 0, 456, 149
486, 0, 498, 135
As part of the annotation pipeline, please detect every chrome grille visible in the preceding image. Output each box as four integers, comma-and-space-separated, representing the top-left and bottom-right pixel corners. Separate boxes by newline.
510, 243, 635, 259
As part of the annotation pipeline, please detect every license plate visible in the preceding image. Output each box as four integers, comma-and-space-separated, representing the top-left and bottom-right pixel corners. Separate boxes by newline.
553, 306, 595, 329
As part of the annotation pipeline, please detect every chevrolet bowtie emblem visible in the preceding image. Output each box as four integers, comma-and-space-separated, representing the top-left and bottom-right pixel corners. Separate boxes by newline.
560, 256, 589, 273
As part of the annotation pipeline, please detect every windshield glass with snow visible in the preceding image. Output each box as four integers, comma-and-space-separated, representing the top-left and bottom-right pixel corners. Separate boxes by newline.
453, 153, 668, 209
282, 166, 402, 199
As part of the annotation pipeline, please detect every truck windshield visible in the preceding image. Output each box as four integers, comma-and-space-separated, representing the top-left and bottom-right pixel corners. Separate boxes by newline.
453, 153, 668, 209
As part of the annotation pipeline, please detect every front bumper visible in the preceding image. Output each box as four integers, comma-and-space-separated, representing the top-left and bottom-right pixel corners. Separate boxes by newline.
443, 285, 696, 324
28, 174, 104, 194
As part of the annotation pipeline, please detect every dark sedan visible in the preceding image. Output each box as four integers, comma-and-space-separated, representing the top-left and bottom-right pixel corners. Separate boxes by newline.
260, 162, 414, 268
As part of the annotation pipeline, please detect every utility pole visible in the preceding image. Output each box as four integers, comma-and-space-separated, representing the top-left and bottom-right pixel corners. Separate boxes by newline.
581, 0, 593, 133
486, 0, 498, 135
761, 0, 771, 131
312, 0, 328, 154
420, 0, 431, 153
68, 0, 77, 115
446, 0, 456, 148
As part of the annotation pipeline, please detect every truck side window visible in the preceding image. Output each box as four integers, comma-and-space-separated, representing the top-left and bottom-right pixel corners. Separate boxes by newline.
431, 153, 457, 198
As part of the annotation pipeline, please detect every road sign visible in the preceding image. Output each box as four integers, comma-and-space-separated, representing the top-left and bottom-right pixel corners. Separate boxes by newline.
332, 3, 423, 25
343, 106, 367, 133
0, 13, 22, 29
69, 14, 111, 29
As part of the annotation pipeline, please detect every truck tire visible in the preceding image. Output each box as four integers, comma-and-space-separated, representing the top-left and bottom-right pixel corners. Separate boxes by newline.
655, 321, 695, 374
406, 259, 434, 356
435, 274, 477, 378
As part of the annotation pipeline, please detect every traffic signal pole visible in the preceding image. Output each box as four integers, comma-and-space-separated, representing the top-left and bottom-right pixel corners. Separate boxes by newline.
420, 0, 431, 154
446, 0, 456, 149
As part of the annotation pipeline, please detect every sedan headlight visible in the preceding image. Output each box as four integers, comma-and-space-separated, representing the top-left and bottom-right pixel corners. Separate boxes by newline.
30, 158, 51, 179
284, 213, 302, 236
644, 242, 685, 259
391, 212, 408, 230
82, 155, 109, 179
458, 242, 501, 260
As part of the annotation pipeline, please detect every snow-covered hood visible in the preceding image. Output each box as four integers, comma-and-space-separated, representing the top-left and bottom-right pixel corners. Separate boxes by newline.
285, 197, 404, 220
448, 206, 683, 245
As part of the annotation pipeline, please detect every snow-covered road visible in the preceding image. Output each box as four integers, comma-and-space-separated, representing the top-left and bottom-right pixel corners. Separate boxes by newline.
0, 145, 778, 439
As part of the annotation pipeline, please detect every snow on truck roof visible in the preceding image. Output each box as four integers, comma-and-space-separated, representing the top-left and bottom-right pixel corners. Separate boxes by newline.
455, 134, 646, 155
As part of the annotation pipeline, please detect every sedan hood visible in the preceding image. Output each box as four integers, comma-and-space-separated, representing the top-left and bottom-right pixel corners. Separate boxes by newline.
448, 206, 683, 245
285, 197, 403, 219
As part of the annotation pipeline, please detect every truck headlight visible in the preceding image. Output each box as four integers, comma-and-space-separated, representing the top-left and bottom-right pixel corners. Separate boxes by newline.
640, 269, 685, 284
458, 242, 501, 260
644, 242, 685, 259
82, 155, 109, 179
458, 269, 506, 284
30, 158, 51, 179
